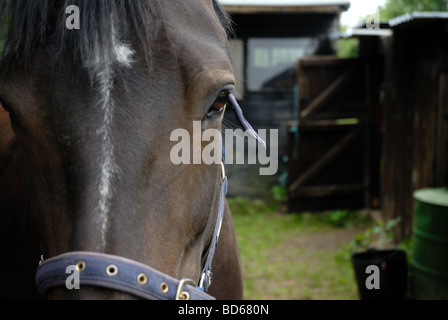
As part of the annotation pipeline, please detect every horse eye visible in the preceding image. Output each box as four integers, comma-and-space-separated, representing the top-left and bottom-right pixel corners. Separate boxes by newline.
210, 91, 228, 114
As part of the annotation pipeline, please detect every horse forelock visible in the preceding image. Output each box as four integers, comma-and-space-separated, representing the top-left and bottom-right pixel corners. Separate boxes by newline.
0, 0, 233, 77
0, 0, 159, 77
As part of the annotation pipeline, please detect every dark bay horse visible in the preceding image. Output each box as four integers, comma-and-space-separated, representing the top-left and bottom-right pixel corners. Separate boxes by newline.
0, 0, 243, 300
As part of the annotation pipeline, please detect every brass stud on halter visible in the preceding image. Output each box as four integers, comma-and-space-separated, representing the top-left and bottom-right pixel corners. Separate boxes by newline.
106, 265, 118, 277
76, 261, 86, 272
160, 282, 169, 294
137, 273, 148, 285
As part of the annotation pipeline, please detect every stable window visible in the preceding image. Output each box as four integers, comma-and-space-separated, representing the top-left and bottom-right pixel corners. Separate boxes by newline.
247, 38, 316, 92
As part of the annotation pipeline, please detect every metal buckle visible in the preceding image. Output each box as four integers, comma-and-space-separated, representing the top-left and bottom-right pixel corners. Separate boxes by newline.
221, 162, 226, 182
175, 279, 197, 300
198, 270, 212, 290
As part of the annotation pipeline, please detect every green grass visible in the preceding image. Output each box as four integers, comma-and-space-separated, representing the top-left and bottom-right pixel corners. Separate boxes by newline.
228, 196, 373, 300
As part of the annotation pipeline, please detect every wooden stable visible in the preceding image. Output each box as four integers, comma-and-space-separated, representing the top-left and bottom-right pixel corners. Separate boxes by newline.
220, 0, 350, 198
287, 12, 448, 239
287, 12, 448, 227
380, 13, 448, 241
220, 2, 448, 241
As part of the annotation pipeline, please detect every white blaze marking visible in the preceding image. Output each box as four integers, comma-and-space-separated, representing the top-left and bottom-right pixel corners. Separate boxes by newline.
114, 43, 134, 67
93, 33, 134, 248
96, 66, 116, 247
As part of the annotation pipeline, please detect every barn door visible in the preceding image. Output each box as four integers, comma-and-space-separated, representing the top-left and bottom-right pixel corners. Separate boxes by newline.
287, 57, 381, 211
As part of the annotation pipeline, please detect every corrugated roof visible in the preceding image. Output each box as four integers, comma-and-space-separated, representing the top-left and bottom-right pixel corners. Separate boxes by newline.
219, 0, 350, 13
341, 28, 393, 38
219, 0, 350, 6
389, 11, 448, 27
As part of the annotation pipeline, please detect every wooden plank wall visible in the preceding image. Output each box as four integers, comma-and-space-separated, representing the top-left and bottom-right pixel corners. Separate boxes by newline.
381, 21, 448, 241
287, 57, 382, 211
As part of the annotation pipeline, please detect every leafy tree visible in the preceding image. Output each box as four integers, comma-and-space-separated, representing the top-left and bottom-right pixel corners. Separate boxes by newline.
338, 0, 447, 58
380, 0, 448, 20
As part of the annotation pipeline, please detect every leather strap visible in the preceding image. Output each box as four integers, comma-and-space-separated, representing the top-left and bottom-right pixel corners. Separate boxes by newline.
36, 251, 215, 300
199, 175, 227, 291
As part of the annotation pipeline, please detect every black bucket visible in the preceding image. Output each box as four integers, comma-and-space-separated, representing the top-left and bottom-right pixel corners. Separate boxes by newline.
351, 249, 408, 300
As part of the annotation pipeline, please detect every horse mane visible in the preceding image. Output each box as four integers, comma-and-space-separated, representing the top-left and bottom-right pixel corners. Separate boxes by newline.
0, 0, 161, 70
0, 0, 233, 73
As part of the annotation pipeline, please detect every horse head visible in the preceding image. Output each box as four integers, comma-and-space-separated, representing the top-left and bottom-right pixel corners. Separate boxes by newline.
0, 0, 241, 299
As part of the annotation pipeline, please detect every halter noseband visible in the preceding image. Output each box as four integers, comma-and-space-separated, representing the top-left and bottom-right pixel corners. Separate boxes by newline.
36, 252, 214, 300
35, 95, 262, 300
